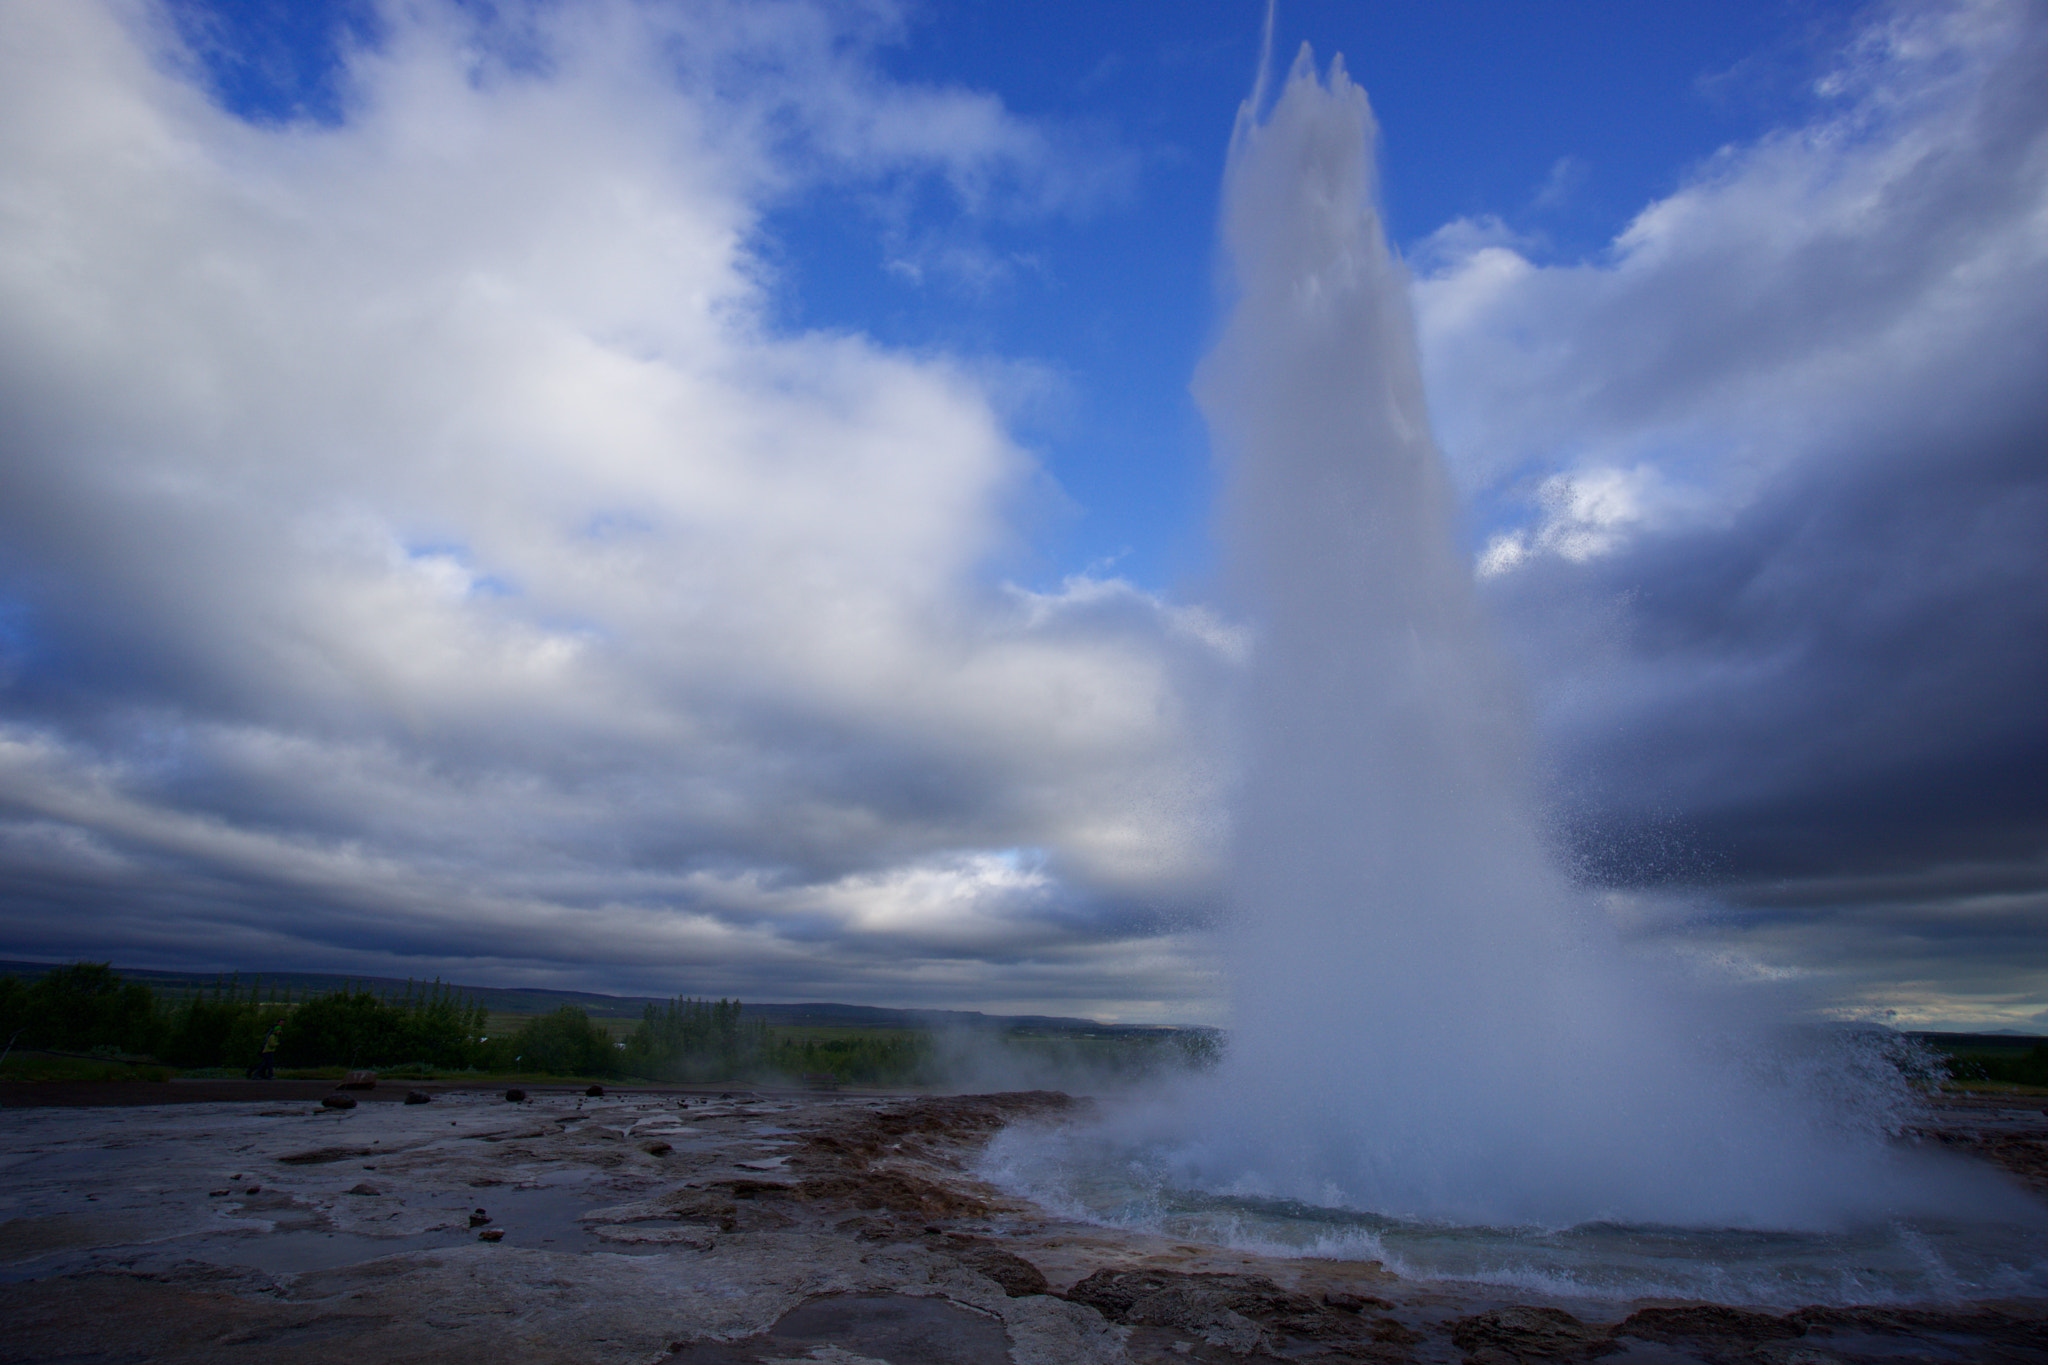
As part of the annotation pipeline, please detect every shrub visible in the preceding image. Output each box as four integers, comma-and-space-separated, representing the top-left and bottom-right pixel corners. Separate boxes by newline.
1, 963, 159, 1055
622, 997, 764, 1081
502, 1005, 618, 1077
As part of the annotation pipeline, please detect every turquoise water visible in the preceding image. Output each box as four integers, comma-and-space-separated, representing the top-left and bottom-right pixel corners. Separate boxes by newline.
981, 1123, 2048, 1306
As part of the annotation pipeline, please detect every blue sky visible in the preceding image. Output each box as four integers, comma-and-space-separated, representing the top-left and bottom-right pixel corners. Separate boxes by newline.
2, 0, 2044, 1028
768, 0, 1872, 589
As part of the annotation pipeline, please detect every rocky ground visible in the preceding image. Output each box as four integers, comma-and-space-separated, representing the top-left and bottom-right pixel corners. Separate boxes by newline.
1, 1082, 2045, 1364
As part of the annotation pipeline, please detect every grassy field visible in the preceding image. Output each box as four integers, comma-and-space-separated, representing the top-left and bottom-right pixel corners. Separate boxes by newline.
0, 1052, 172, 1083
1911, 1033, 2048, 1094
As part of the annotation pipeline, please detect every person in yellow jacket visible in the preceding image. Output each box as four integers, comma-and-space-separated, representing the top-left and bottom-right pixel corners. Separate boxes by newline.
249, 1020, 283, 1080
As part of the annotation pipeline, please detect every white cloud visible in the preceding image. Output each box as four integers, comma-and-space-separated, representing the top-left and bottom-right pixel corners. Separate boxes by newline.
1415, 0, 2048, 557
0, 0, 1226, 1013
1476, 464, 1691, 577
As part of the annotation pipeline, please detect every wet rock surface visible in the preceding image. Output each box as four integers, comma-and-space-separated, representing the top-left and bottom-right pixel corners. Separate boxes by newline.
1906, 1094, 2048, 1196
0, 1086, 2043, 1364
1449, 1305, 1615, 1362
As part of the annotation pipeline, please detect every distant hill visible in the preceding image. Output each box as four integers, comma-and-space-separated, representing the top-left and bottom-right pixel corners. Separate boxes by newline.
0, 958, 1178, 1034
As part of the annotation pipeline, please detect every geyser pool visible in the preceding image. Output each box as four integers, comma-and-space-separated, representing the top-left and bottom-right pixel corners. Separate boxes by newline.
983, 46, 2041, 1295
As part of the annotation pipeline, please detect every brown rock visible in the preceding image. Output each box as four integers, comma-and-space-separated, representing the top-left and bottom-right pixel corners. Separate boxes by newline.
1792, 1303, 2048, 1353
403, 1090, 432, 1104
585, 1084, 605, 1097
319, 1094, 356, 1110
786, 1169, 996, 1220
666, 1292, 1009, 1365
1619, 1304, 1804, 1344
942, 1242, 1051, 1297
1449, 1305, 1618, 1360
1064, 1266, 1397, 1356
640, 1139, 673, 1156
276, 1145, 377, 1164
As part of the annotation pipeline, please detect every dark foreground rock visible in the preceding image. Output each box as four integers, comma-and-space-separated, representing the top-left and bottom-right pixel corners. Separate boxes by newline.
2, 1088, 2045, 1364
1449, 1304, 1619, 1361
1617, 1303, 1805, 1345
666, 1292, 1012, 1363
1067, 1267, 1421, 1362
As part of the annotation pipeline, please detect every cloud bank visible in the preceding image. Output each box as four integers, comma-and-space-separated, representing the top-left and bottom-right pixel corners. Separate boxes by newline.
0, 0, 1229, 1016
4, 0, 2043, 1031
1417, 0, 2048, 1028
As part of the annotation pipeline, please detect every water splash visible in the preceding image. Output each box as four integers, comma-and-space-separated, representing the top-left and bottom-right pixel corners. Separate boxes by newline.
1150, 48, 2014, 1232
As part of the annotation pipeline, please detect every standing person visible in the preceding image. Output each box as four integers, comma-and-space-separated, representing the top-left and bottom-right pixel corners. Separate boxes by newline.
250, 1019, 283, 1080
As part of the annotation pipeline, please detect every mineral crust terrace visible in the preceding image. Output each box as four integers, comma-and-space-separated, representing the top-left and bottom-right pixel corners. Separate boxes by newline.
1, 1084, 2045, 1364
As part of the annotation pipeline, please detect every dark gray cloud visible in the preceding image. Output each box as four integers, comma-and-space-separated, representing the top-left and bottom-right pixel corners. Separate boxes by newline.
1421, 0, 2048, 1027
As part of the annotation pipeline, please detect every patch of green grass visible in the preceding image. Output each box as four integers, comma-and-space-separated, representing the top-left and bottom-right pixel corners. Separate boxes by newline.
0, 1054, 171, 1082
1939, 1078, 2048, 1096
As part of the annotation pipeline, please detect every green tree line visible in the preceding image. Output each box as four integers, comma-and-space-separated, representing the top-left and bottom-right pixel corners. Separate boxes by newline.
2, 963, 1230, 1087
617, 996, 940, 1084
0, 963, 500, 1072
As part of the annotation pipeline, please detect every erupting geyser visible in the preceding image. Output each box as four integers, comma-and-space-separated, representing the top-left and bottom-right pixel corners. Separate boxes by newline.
1174, 48, 1976, 1231
978, 50, 2039, 1294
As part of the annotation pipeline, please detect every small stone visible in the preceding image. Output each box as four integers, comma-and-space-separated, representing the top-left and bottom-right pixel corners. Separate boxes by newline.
321, 1093, 357, 1110
346, 1183, 381, 1196
585, 1084, 605, 1097
641, 1139, 673, 1156
208, 1189, 230, 1197
477, 1227, 504, 1242
504, 1088, 527, 1103
469, 1209, 492, 1227
243, 1186, 261, 1195
404, 1090, 432, 1104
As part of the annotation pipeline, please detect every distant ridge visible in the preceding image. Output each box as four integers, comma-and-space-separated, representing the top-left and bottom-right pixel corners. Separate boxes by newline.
1912, 1030, 2048, 1046
0, 958, 1176, 1033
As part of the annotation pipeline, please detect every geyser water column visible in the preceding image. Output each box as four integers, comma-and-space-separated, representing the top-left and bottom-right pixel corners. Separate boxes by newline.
1188, 47, 1910, 1230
